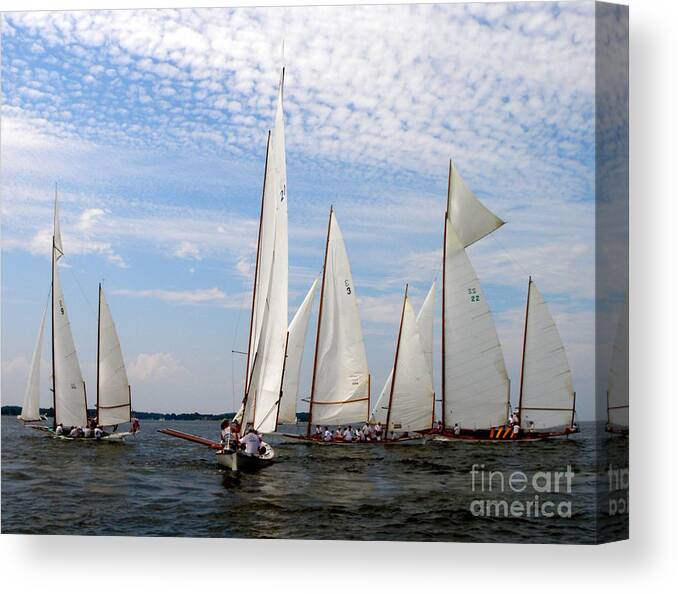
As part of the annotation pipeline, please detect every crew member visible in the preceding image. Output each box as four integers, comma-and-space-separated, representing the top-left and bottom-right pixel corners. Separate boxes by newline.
240, 429, 262, 456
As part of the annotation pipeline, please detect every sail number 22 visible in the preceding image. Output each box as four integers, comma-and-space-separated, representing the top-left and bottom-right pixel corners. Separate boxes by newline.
468, 287, 480, 303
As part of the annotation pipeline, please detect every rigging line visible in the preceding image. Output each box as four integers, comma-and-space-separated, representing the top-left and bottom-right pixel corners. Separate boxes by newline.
230, 250, 256, 412
65, 261, 97, 320
488, 233, 531, 279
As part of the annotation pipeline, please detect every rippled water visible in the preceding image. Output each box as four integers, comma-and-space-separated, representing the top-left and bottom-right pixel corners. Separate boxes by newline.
1, 418, 627, 542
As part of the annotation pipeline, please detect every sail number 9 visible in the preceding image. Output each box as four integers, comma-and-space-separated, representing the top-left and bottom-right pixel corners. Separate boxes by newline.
468, 287, 480, 303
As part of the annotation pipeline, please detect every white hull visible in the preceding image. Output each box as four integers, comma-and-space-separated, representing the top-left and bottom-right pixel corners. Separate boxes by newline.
215, 441, 275, 472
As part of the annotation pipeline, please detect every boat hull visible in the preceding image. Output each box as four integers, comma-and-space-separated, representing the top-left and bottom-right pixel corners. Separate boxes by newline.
215, 442, 275, 472
282, 433, 424, 445
31, 426, 135, 442
432, 426, 579, 442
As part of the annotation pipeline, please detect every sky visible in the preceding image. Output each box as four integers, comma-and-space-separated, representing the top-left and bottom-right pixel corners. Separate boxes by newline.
1, 2, 602, 419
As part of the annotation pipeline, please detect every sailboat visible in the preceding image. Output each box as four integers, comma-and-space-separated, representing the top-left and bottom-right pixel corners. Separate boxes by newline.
436, 160, 577, 441
284, 207, 372, 444
606, 293, 628, 435
160, 67, 288, 471
25, 191, 135, 441
368, 282, 436, 442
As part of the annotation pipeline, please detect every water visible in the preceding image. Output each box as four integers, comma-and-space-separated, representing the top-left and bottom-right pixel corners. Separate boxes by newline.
1, 418, 627, 542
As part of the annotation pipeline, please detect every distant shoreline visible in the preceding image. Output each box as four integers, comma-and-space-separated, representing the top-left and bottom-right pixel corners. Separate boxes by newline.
1, 405, 310, 422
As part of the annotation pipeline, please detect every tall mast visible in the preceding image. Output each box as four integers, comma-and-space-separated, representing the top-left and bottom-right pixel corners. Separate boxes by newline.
307, 206, 333, 436
274, 331, 290, 431
96, 283, 101, 421
244, 131, 272, 399
441, 160, 452, 430
51, 185, 57, 429
517, 276, 532, 423
385, 284, 408, 440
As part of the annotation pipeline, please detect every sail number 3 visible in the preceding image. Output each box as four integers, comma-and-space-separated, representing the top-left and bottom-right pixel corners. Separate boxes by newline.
345, 280, 352, 295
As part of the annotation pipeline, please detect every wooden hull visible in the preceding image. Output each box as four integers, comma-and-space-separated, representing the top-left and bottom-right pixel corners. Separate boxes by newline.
282, 433, 423, 445
32, 426, 133, 442
433, 426, 579, 442
215, 442, 275, 472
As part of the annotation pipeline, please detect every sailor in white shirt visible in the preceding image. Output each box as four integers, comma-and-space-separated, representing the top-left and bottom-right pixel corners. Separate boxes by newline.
94, 427, 104, 440
453, 423, 461, 436
343, 426, 353, 442
323, 428, 333, 442
239, 429, 262, 455
55, 423, 64, 436
82, 426, 92, 438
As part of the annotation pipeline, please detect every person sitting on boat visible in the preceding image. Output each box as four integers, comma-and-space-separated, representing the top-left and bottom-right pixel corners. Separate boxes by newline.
323, 427, 333, 442
343, 426, 354, 442
314, 425, 322, 439
82, 425, 93, 438
511, 410, 520, 426
433, 420, 443, 434
361, 423, 371, 440
453, 423, 461, 436
220, 419, 233, 447
512, 423, 520, 437
529, 421, 536, 433
55, 423, 64, 436
374, 422, 383, 441
94, 426, 104, 440
69, 426, 82, 438
131, 418, 140, 433
239, 429, 262, 456
334, 427, 343, 441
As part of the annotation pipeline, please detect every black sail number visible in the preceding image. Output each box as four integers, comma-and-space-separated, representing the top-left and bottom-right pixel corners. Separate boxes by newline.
345, 279, 352, 295
468, 287, 480, 303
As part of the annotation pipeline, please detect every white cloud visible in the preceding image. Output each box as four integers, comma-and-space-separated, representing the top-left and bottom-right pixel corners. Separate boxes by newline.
112, 286, 226, 305
174, 240, 201, 260
127, 352, 185, 383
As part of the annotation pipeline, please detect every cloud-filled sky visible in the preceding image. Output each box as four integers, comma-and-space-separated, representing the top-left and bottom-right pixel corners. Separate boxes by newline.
1, 2, 602, 419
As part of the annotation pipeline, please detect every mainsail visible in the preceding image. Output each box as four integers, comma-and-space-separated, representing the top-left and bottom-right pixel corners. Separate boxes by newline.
52, 203, 87, 428
383, 287, 435, 433
241, 68, 288, 434
372, 282, 435, 425
97, 285, 131, 427
308, 209, 370, 429
19, 298, 48, 422
607, 294, 629, 429
518, 279, 575, 430
443, 161, 509, 430
278, 278, 319, 425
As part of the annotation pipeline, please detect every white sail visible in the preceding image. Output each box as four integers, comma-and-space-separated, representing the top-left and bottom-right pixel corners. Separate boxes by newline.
97, 286, 131, 427
278, 278, 318, 425
607, 294, 628, 429
448, 160, 505, 248
20, 299, 48, 422
385, 294, 435, 433
310, 211, 370, 426
443, 221, 509, 429
371, 283, 435, 424
53, 260, 87, 428
519, 280, 575, 430
242, 69, 288, 434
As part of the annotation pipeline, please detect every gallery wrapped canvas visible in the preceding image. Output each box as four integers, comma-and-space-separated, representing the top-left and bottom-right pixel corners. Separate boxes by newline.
1, 2, 628, 544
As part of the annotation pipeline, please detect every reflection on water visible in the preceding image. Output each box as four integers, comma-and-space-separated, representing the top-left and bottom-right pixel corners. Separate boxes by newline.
1, 418, 627, 542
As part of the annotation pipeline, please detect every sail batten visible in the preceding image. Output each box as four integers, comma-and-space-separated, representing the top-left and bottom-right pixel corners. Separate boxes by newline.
97, 286, 131, 427
309, 210, 370, 427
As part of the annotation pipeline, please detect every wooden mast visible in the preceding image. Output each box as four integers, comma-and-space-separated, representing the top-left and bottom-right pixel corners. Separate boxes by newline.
385, 284, 408, 440
243, 131, 272, 408
51, 185, 57, 430
517, 276, 532, 424
274, 331, 290, 431
307, 206, 333, 436
96, 283, 101, 423
441, 160, 452, 430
